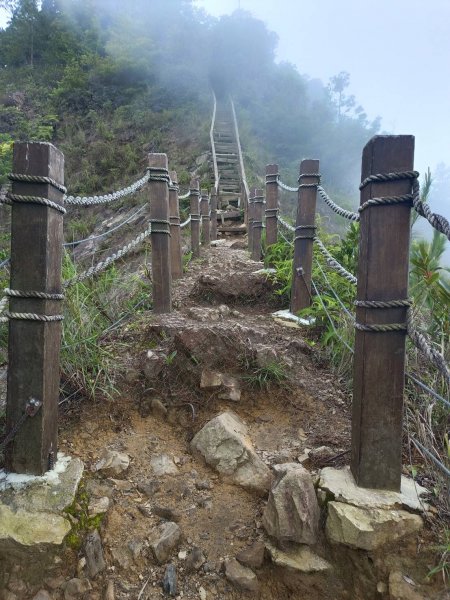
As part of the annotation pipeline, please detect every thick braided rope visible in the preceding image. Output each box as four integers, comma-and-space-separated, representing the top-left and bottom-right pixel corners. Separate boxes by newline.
2, 312, 63, 322
64, 224, 152, 287
64, 171, 151, 207
294, 225, 316, 242
0, 195, 12, 206
277, 215, 295, 233
407, 311, 450, 382
317, 186, 360, 222
190, 213, 201, 222
8, 173, 67, 194
178, 190, 190, 200
411, 179, 450, 241
6, 193, 66, 215
5, 288, 64, 300
149, 219, 170, 234
314, 237, 357, 285
359, 171, 419, 190
180, 215, 191, 229
277, 179, 298, 193
0, 295, 7, 316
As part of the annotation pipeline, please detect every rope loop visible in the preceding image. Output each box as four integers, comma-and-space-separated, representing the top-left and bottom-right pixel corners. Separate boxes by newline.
150, 219, 171, 234
8, 173, 67, 194
355, 321, 407, 333
265, 173, 278, 185
359, 170, 419, 190
4, 312, 64, 322
355, 299, 412, 309
5, 288, 64, 301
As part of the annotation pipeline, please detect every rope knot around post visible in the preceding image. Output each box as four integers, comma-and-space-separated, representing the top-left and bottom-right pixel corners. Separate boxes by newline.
148, 166, 171, 183
298, 172, 321, 188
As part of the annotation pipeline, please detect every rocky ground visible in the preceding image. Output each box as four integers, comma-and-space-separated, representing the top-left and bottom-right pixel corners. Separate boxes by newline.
1, 240, 448, 600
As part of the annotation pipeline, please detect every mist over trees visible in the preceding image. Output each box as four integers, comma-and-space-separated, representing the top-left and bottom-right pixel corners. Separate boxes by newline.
0, 0, 380, 197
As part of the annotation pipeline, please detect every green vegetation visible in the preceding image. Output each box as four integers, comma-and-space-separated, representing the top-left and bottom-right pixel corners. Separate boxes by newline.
64, 479, 104, 550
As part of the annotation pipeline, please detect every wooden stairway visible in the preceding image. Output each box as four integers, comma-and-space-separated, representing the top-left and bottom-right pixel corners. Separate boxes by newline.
213, 97, 242, 210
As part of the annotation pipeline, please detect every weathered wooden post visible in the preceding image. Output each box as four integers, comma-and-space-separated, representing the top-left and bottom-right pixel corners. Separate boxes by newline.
6, 142, 64, 475
190, 178, 200, 259
149, 153, 171, 314
169, 170, 183, 280
265, 164, 279, 251
290, 160, 320, 314
210, 186, 218, 241
200, 188, 210, 246
251, 188, 264, 261
247, 188, 255, 251
352, 135, 415, 491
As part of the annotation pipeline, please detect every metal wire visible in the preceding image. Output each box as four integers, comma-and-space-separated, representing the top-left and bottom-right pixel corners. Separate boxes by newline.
314, 258, 355, 318
406, 373, 450, 410
410, 437, 450, 479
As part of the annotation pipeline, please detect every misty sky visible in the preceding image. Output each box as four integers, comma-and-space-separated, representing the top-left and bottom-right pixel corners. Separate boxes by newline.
195, 0, 450, 185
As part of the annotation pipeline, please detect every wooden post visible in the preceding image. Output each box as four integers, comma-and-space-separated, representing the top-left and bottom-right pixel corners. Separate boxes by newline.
200, 188, 210, 246
190, 178, 200, 259
290, 160, 320, 314
149, 153, 171, 314
169, 170, 183, 280
247, 188, 255, 251
351, 135, 415, 491
6, 142, 64, 475
265, 164, 279, 251
251, 188, 264, 261
210, 186, 218, 241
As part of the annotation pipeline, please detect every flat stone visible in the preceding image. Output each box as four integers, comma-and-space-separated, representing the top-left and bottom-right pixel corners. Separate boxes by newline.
31, 591, 52, 600
94, 449, 130, 477
150, 454, 178, 476
152, 505, 182, 522
224, 558, 259, 593
266, 542, 332, 573
326, 502, 424, 551
200, 369, 223, 388
0, 503, 71, 547
190, 412, 272, 495
319, 467, 428, 511
254, 344, 278, 368
263, 463, 319, 545
151, 521, 182, 564
84, 529, 106, 578
218, 375, 241, 402
236, 540, 265, 568
137, 479, 161, 497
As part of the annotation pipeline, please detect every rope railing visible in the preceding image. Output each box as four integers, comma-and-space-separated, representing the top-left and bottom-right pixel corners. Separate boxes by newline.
313, 236, 357, 285
277, 214, 295, 233
178, 190, 190, 200
64, 171, 150, 206
180, 215, 191, 229
317, 186, 360, 222
277, 179, 298, 193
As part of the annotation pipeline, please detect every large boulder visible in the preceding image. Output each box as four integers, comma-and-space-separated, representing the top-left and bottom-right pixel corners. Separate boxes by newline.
190, 412, 272, 495
262, 463, 320, 545
326, 501, 423, 551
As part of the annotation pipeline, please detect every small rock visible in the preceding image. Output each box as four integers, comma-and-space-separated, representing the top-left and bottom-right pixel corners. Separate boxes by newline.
195, 480, 212, 491
198, 587, 207, 600
109, 478, 133, 491
138, 479, 161, 497
185, 546, 206, 572
224, 558, 259, 593
263, 463, 320, 545
178, 550, 187, 560
190, 412, 272, 495
89, 496, 110, 516
150, 454, 179, 476
151, 522, 182, 564
377, 581, 388, 594
143, 350, 165, 380
138, 505, 153, 518
218, 375, 241, 402
308, 446, 335, 463
151, 398, 168, 418
104, 580, 115, 600
389, 571, 424, 600
77, 557, 86, 578
64, 578, 92, 599
128, 539, 143, 560
124, 368, 140, 384
236, 540, 265, 568
6, 579, 27, 595
95, 449, 130, 477
153, 505, 182, 522
44, 576, 65, 590
31, 592, 52, 600
84, 530, 106, 578
254, 344, 278, 368
162, 564, 177, 597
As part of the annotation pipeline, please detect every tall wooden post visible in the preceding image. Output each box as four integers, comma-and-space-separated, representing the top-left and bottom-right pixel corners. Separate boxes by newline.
149, 153, 171, 314
290, 160, 320, 314
6, 142, 64, 475
210, 186, 218, 241
351, 135, 415, 491
169, 170, 183, 280
251, 188, 264, 261
265, 164, 279, 251
247, 188, 255, 251
200, 188, 210, 246
190, 178, 200, 259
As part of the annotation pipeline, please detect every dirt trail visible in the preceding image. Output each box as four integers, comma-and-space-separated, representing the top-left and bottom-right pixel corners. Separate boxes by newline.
8, 241, 442, 600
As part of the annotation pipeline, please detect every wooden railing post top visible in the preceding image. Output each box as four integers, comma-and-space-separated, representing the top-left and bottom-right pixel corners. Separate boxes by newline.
169, 170, 178, 185
148, 153, 168, 169
299, 159, 320, 174
266, 164, 279, 176
190, 178, 199, 191
361, 135, 415, 180
14, 141, 64, 182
